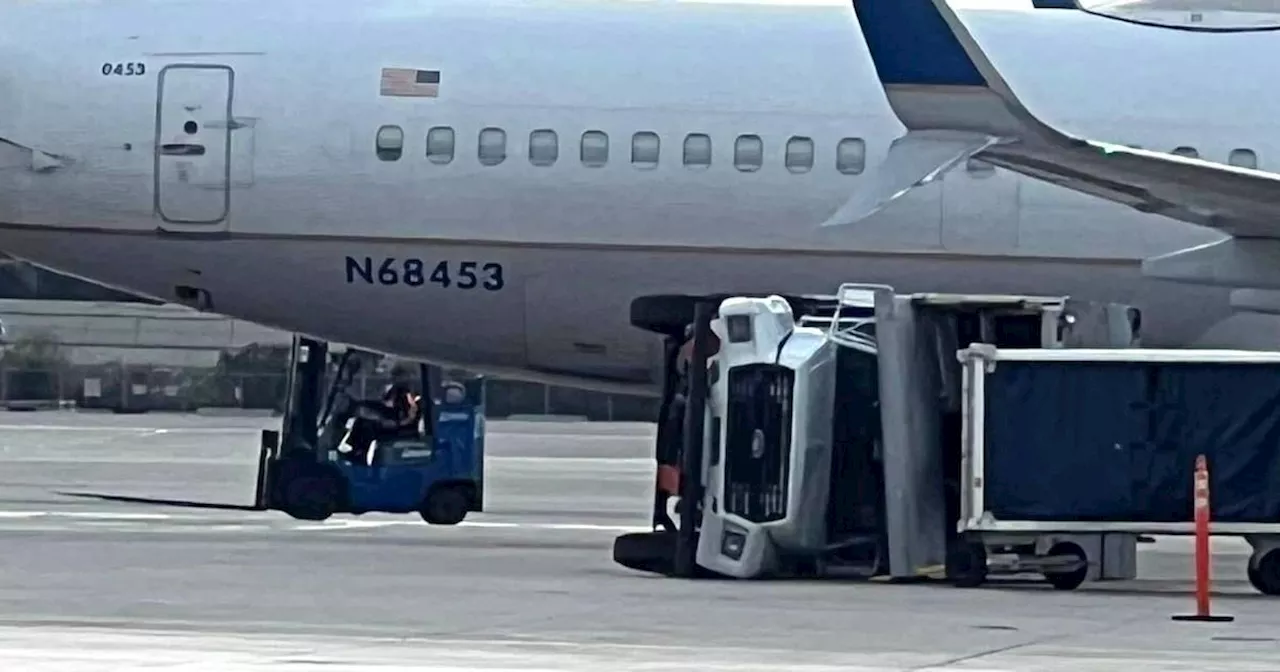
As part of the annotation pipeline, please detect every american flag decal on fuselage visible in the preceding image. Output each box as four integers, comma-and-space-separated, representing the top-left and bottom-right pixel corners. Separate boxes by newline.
380, 68, 441, 98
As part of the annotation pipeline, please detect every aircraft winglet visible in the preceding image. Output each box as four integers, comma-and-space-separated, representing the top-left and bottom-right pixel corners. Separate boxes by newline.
821, 0, 1092, 227
850, 0, 1055, 140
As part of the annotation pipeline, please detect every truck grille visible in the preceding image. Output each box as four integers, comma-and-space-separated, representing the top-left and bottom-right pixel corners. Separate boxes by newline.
723, 364, 793, 523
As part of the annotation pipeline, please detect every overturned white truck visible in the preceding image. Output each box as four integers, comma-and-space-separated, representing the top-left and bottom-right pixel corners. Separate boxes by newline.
695, 295, 839, 575
689, 285, 1142, 586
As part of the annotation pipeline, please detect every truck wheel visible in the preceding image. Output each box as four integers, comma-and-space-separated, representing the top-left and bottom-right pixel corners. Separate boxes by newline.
283, 473, 339, 521
947, 541, 988, 588
789, 556, 824, 579
613, 530, 675, 576
420, 485, 469, 525
1247, 549, 1280, 596
1044, 542, 1089, 591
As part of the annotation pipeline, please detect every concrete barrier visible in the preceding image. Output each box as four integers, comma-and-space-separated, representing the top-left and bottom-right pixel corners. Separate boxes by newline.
195, 407, 280, 418
5, 399, 76, 412
502, 414, 589, 422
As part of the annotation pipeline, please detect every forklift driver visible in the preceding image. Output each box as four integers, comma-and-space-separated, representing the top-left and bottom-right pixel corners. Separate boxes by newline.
343, 364, 422, 464
381, 364, 422, 437
369, 364, 423, 455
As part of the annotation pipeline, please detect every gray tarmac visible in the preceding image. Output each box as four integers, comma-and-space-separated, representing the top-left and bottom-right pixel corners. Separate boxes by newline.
0, 411, 1277, 670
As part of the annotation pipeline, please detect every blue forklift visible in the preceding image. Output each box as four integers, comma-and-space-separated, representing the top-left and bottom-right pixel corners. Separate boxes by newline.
254, 336, 485, 523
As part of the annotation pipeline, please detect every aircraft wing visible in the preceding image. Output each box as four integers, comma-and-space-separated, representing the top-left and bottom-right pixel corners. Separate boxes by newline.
834, 0, 1280, 288
976, 140, 1280, 238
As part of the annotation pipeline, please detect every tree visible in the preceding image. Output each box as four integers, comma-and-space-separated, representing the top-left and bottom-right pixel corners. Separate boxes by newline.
213, 343, 291, 409
1, 331, 68, 400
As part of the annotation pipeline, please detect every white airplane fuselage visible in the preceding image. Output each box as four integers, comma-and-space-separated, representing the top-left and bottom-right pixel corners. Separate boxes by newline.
0, 0, 1274, 395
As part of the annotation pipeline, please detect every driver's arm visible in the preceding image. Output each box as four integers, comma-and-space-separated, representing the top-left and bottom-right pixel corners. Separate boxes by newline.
396, 391, 419, 428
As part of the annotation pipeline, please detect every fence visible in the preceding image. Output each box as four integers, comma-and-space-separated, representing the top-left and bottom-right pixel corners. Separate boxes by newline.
0, 305, 662, 421
0, 364, 660, 421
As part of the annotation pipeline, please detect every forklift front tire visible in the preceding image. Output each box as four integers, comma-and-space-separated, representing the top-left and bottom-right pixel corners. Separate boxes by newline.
420, 485, 470, 525
283, 474, 340, 521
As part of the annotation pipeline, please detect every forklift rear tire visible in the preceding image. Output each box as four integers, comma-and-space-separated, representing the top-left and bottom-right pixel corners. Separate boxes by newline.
420, 485, 470, 525
612, 530, 676, 576
283, 473, 340, 521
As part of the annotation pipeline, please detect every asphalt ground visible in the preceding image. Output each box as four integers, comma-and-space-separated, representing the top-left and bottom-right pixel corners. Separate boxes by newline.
0, 411, 1276, 671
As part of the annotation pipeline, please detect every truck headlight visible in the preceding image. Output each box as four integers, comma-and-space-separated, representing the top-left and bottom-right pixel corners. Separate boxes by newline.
721, 523, 747, 560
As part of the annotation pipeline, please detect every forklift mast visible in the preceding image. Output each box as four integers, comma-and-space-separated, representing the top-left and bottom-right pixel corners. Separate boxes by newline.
281, 335, 330, 459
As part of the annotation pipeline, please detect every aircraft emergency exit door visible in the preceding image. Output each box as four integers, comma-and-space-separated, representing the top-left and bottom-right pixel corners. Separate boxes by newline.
153, 64, 234, 227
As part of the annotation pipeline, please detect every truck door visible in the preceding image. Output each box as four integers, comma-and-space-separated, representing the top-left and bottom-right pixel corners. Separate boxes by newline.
153, 64, 234, 229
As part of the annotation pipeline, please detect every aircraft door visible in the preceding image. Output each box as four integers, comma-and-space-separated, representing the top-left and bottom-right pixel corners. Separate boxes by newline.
153, 64, 234, 229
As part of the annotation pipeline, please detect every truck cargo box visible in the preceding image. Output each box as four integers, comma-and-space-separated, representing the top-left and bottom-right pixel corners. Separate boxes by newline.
959, 347, 1280, 531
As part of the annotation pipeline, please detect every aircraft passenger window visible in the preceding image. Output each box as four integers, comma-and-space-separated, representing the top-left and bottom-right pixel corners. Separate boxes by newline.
581, 130, 609, 167
785, 136, 814, 173
1229, 148, 1258, 169
734, 135, 763, 172
529, 129, 558, 167
631, 131, 660, 169
375, 125, 404, 162
966, 157, 994, 176
683, 133, 712, 169
1171, 146, 1198, 159
836, 138, 866, 175
426, 126, 455, 165
478, 127, 507, 166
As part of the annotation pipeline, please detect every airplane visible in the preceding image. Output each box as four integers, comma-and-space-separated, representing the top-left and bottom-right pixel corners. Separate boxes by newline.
838, 0, 1280, 302
0, 0, 1276, 399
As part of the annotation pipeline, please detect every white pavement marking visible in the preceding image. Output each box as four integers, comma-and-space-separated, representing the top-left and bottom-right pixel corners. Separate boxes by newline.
0, 510, 1265, 551
1145, 535, 1255, 555
0, 456, 250, 464
0, 626, 999, 671
57, 511, 177, 520
0, 510, 225, 521
0, 624, 1277, 672
0, 423, 647, 442
9, 626, 1275, 672
0, 424, 257, 433
0, 455, 644, 467
291, 519, 647, 533
0, 509, 650, 534
489, 456, 650, 465
4, 510, 1271, 548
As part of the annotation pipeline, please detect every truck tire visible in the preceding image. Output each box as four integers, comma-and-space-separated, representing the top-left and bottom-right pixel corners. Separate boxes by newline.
420, 485, 470, 525
1044, 542, 1089, 591
630, 296, 698, 336
946, 541, 988, 588
612, 530, 676, 576
283, 473, 340, 521
1247, 549, 1280, 596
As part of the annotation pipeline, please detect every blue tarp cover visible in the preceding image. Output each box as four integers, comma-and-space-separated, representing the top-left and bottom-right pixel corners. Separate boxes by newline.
983, 361, 1280, 523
